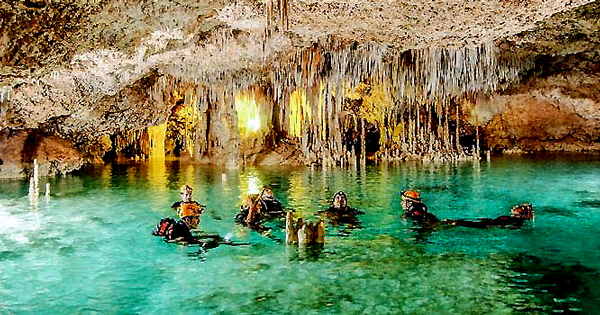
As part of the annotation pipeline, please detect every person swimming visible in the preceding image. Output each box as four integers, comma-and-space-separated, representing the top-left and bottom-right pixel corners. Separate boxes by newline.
401, 189, 534, 229
401, 190, 440, 227
152, 217, 248, 250
235, 187, 285, 226
172, 185, 205, 229
318, 190, 364, 225
150, 185, 206, 243
441, 203, 535, 229
152, 217, 194, 241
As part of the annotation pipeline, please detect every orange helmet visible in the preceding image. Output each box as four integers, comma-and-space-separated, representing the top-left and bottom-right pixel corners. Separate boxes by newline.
511, 203, 534, 220
402, 190, 421, 202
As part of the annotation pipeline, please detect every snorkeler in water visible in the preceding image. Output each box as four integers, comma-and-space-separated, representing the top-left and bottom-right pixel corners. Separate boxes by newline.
441, 203, 535, 229
401, 189, 534, 230
150, 185, 207, 244
153, 217, 194, 241
172, 185, 205, 229
152, 217, 247, 250
235, 186, 285, 226
401, 190, 440, 227
318, 191, 364, 225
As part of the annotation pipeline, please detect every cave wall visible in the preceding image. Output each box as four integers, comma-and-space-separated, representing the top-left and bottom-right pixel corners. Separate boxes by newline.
0, 129, 82, 178
481, 2, 600, 152
1, 0, 599, 178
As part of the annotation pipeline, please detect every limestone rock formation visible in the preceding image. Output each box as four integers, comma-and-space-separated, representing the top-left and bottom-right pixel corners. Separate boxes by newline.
485, 3, 600, 152
286, 212, 325, 245
1, 0, 599, 177
0, 129, 83, 178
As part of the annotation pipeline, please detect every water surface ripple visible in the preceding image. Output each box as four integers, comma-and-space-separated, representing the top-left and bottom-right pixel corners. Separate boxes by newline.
0, 155, 599, 314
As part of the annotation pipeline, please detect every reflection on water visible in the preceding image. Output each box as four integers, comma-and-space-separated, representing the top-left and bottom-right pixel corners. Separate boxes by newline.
0, 155, 599, 313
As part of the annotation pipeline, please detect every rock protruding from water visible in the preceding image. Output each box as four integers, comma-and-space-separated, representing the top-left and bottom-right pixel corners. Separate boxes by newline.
285, 212, 325, 245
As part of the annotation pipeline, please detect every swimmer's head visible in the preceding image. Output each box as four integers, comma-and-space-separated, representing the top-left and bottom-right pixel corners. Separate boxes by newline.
401, 190, 421, 211
511, 203, 534, 220
332, 191, 348, 208
261, 187, 274, 199
180, 185, 193, 202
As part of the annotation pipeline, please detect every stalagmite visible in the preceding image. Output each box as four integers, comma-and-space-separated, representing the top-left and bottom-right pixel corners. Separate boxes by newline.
286, 212, 325, 245
28, 159, 39, 197
285, 212, 300, 244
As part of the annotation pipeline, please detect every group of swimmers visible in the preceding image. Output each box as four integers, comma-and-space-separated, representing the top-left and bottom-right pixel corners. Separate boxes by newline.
153, 184, 535, 244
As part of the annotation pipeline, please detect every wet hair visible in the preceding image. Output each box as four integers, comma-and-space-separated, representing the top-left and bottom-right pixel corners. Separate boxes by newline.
332, 190, 348, 208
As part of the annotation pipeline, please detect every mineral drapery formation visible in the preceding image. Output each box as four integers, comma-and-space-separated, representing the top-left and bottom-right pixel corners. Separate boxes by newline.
1, 0, 599, 177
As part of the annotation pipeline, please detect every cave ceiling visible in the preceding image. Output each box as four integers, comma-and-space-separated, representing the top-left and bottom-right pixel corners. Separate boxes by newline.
0, 0, 598, 138
1, 0, 596, 79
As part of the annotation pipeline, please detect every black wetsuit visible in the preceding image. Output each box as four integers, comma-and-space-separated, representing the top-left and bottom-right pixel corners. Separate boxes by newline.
318, 206, 364, 232
405, 202, 439, 226
235, 197, 285, 224
319, 206, 364, 223
325, 206, 364, 215
152, 218, 194, 241
443, 216, 528, 229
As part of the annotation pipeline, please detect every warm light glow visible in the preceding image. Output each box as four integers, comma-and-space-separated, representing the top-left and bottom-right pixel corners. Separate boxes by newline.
166, 90, 198, 157
248, 116, 261, 132
289, 89, 310, 137
289, 85, 326, 138
247, 175, 261, 194
235, 94, 262, 138
148, 124, 167, 160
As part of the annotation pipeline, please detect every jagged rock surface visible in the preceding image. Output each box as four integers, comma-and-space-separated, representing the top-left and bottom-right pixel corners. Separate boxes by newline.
486, 2, 600, 152
1, 0, 599, 177
0, 129, 83, 178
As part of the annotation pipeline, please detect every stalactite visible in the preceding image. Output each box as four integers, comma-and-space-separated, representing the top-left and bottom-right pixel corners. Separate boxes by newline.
427, 103, 433, 154
360, 118, 366, 166
444, 103, 450, 152
225, 91, 240, 168
456, 100, 461, 154
134, 33, 529, 166
475, 96, 480, 158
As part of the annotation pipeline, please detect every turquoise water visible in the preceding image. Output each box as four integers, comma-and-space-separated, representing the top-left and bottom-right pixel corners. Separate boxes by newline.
1, 155, 599, 314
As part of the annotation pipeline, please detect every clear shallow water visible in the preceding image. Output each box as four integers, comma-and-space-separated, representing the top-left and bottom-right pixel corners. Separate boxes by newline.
1, 155, 599, 314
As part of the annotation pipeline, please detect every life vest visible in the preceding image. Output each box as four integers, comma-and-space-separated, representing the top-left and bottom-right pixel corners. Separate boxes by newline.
178, 202, 200, 217
152, 217, 193, 241
152, 218, 176, 236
